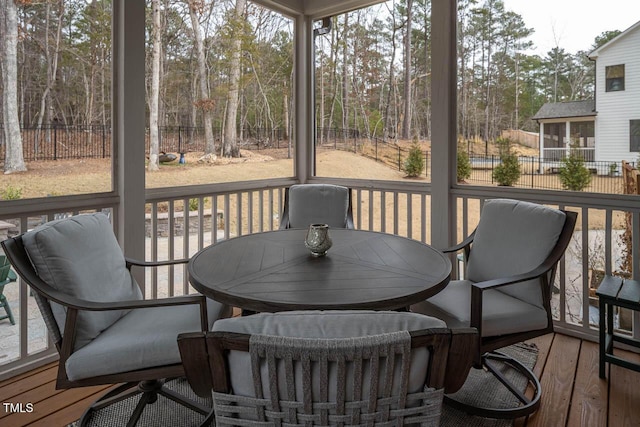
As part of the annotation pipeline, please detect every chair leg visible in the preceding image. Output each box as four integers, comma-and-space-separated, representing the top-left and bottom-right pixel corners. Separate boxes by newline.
0, 294, 15, 325
444, 350, 542, 420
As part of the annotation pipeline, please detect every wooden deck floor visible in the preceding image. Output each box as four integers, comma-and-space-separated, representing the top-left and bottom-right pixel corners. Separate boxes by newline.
1, 332, 640, 427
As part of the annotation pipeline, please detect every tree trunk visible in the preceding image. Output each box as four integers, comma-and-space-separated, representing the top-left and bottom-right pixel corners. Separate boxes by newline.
1, 0, 27, 173
188, 0, 215, 156
402, 0, 412, 140
148, 0, 161, 171
223, 0, 245, 158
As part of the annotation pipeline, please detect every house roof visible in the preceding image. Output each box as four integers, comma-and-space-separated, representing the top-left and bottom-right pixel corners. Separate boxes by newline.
531, 100, 596, 120
588, 19, 640, 59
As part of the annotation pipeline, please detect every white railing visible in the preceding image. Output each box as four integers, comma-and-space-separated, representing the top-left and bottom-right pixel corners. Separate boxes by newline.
1, 180, 639, 379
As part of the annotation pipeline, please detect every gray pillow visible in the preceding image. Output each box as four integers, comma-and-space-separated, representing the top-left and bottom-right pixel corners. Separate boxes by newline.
288, 184, 350, 228
466, 199, 566, 308
22, 213, 142, 350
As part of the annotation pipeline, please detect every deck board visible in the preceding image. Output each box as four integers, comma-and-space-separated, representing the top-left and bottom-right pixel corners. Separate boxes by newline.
566, 340, 608, 427
608, 347, 640, 426
525, 334, 581, 427
2, 333, 640, 426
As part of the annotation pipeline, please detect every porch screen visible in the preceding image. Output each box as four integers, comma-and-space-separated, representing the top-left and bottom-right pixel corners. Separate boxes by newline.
544, 123, 566, 148
631, 120, 640, 152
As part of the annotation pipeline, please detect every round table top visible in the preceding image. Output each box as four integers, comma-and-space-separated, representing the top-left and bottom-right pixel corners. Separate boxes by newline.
188, 228, 451, 313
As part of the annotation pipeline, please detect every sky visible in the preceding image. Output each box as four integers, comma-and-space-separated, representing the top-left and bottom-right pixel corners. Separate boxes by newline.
502, 0, 640, 55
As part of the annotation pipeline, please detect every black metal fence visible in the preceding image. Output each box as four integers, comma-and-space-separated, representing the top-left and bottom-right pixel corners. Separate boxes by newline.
0, 125, 294, 161
466, 155, 627, 194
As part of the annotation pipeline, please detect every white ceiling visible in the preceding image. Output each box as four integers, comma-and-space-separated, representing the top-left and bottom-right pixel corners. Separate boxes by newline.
251, 0, 386, 19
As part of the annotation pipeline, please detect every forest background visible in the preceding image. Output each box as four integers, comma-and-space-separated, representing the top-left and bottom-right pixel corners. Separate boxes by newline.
0, 0, 623, 173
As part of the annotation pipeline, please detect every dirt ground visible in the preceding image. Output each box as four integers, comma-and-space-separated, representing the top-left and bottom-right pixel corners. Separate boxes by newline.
0, 147, 621, 233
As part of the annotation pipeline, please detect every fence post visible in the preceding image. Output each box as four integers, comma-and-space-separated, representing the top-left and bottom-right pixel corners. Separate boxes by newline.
178, 126, 182, 154
398, 147, 401, 170
102, 125, 106, 158
491, 155, 495, 184
53, 125, 58, 160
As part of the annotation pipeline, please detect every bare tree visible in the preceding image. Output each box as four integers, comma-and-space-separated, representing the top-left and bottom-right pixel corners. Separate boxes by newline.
401, 0, 412, 139
188, 0, 216, 159
148, 0, 162, 171
1, 0, 27, 174
222, 0, 245, 158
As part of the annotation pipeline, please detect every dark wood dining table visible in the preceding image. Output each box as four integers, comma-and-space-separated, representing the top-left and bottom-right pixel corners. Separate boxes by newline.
188, 228, 451, 313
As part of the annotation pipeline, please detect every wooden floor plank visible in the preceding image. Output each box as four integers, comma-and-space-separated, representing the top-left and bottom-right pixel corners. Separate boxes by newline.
608, 347, 640, 427
525, 334, 581, 427
566, 340, 608, 427
2, 386, 110, 426
0, 380, 64, 420
0, 365, 58, 402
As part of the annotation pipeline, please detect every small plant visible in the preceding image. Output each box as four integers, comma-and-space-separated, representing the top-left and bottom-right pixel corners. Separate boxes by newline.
558, 144, 591, 191
457, 150, 472, 183
1, 186, 23, 200
403, 139, 425, 178
609, 162, 618, 176
492, 138, 520, 186
188, 198, 199, 211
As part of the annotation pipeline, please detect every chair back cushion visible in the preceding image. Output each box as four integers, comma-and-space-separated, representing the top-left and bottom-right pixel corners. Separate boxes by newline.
212, 310, 445, 400
288, 184, 350, 228
22, 213, 142, 350
466, 199, 566, 308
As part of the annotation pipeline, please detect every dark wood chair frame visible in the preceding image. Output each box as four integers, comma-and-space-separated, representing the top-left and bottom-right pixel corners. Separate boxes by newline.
279, 185, 355, 230
1, 235, 213, 427
441, 209, 577, 419
178, 327, 477, 427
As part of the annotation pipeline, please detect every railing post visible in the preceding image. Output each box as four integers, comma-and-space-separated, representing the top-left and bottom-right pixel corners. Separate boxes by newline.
425, 151, 429, 177
398, 147, 401, 170
178, 126, 182, 154
102, 125, 106, 158
53, 125, 57, 160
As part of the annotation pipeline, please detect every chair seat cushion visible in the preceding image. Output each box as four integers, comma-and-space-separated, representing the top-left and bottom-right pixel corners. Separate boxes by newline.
213, 310, 446, 399
22, 213, 142, 350
65, 297, 229, 381
411, 280, 548, 337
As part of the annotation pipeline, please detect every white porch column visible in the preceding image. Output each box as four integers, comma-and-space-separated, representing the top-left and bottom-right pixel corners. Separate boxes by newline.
565, 120, 571, 157
112, 0, 146, 268
294, 14, 314, 183
430, 0, 457, 249
539, 122, 544, 166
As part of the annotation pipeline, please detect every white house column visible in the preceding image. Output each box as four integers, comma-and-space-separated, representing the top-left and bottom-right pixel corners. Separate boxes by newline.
112, 0, 146, 272
294, 14, 314, 183
539, 122, 544, 165
430, 0, 457, 249
565, 119, 572, 157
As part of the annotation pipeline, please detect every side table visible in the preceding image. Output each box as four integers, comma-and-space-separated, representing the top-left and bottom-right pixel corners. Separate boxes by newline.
596, 275, 640, 378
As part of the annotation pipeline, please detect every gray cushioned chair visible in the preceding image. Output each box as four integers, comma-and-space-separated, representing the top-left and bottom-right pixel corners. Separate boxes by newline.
178, 310, 477, 427
1, 213, 231, 426
279, 184, 354, 229
411, 199, 577, 419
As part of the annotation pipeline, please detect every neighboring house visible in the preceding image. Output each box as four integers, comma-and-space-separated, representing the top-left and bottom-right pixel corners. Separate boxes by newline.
533, 20, 640, 173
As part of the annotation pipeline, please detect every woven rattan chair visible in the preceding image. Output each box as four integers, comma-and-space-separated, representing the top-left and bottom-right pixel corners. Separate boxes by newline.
178, 310, 477, 427
412, 199, 577, 419
1, 213, 231, 426
279, 184, 354, 229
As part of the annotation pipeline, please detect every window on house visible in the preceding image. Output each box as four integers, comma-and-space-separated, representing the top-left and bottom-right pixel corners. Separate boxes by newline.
606, 65, 625, 92
631, 120, 640, 152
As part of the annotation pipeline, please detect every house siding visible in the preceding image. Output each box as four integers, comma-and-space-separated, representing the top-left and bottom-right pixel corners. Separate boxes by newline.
594, 25, 640, 163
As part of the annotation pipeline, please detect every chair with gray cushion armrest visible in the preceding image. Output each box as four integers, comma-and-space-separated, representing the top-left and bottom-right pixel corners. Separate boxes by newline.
178, 310, 478, 427
411, 199, 577, 419
1, 213, 231, 427
279, 184, 355, 229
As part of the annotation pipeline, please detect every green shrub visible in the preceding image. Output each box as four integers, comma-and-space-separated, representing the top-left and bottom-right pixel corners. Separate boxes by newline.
188, 198, 199, 211
492, 139, 521, 186
559, 147, 592, 191
403, 142, 425, 177
457, 150, 472, 182
1, 186, 22, 200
